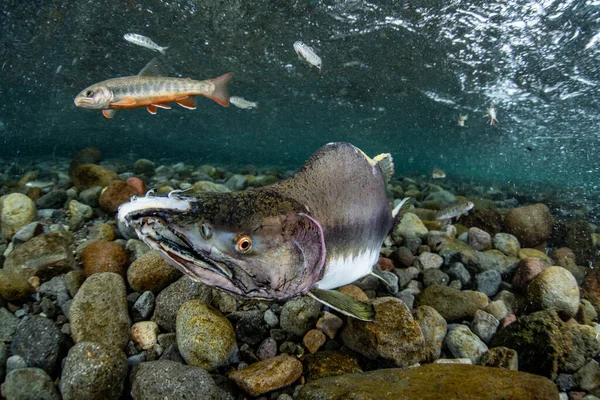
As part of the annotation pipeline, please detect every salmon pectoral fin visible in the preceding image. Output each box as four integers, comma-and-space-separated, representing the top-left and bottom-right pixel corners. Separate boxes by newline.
152, 103, 171, 109
207, 72, 233, 107
175, 96, 196, 110
102, 109, 117, 119
147, 105, 157, 115
111, 97, 137, 106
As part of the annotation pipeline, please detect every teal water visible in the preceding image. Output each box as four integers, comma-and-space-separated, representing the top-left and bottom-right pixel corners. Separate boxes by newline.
1, 0, 599, 189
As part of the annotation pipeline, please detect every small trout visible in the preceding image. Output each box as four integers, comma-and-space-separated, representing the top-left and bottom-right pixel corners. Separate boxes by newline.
293, 41, 322, 72
436, 201, 474, 221
457, 113, 468, 127
230, 96, 259, 110
487, 102, 498, 125
124, 33, 168, 55
74, 59, 232, 119
432, 168, 446, 179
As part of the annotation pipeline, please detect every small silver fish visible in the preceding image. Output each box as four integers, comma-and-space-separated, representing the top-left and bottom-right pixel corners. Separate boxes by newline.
293, 41, 322, 72
436, 201, 474, 221
123, 33, 168, 55
230, 96, 259, 110
432, 168, 446, 179
457, 113, 468, 127
25, 180, 54, 189
487, 102, 498, 125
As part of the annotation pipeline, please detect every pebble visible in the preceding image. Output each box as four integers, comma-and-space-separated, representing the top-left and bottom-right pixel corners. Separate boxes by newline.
126, 238, 151, 260
232, 309, 267, 346
504, 203, 553, 247
153, 276, 212, 332
280, 297, 321, 336
341, 297, 425, 367
467, 227, 492, 251
574, 360, 600, 395
316, 311, 343, 339
3, 231, 75, 281
511, 258, 546, 291
0, 269, 32, 301
81, 240, 128, 277
63, 270, 85, 297
99, 180, 139, 212
10, 315, 64, 374
302, 351, 362, 382
416, 285, 489, 321
69, 272, 131, 350
526, 266, 580, 318
445, 325, 489, 364
480, 346, 519, 370
518, 248, 553, 264
421, 269, 449, 287
229, 354, 303, 397
3, 368, 60, 400
78, 186, 102, 207
392, 246, 415, 268
6, 355, 27, 374
0, 193, 37, 241
59, 341, 128, 400
412, 305, 447, 362
257, 337, 278, 361
11, 221, 43, 243
67, 199, 93, 230
264, 309, 279, 328
131, 321, 159, 350
176, 299, 237, 370
192, 180, 231, 193
0, 342, 6, 381
393, 212, 428, 240
493, 233, 521, 257
225, 174, 248, 191
132, 290, 155, 322
303, 329, 326, 354
36, 189, 67, 209
475, 269, 502, 296
71, 164, 119, 190
445, 262, 471, 286
416, 252, 443, 270
130, 360, 225, 400
471, 310, 500, 344
127, 250, 182, 293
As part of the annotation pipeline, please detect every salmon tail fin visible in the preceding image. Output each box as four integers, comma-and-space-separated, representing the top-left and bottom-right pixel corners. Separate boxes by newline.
374, 153, 394, 183
308, 289, 375, 321
208, 72, 233, 107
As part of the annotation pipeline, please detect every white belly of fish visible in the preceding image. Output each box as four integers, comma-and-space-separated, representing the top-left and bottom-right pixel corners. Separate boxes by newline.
315, 248, 379, 290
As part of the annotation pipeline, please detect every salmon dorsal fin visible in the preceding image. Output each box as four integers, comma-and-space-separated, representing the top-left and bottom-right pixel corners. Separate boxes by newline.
373, 153, 394, 183
138, 58, 167, 77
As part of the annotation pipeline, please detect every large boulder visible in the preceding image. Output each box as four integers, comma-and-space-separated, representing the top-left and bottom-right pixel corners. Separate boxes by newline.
504, 204, 553, 248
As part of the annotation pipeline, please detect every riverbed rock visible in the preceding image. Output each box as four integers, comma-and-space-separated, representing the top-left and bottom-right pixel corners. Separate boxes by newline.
393, 213, 428, 240
526, 266, 580, 318
72, 164, 119, 191
127, 250, 182, 293
445, 325, 488, 364
511, 258, 546, 292
341, 297, 425, 367
582, 269, 600, 314
504, 203, 553, 248
302, 351, 362, 382
10, 315, 64, 375
81, 240, 128, 277
67, 199, 93, 231
296, 364, 559, 400
130, 360, 224, 400
416, 285, 489, 322
59, 341, 128, 400
412, 305, 447, 362
229, 354, 302, 397
0, 269, 32, 301
280, 297, 321, 336
153, 276, 212, 332
0, 193, 37, 241
493, 233, 520, 257
70, 272, 131, 350
176, 299, 237, 370
99, 180, 138, 213
3, 231, 74, 281
3, 368, 60, 400
468, 227, 492, 251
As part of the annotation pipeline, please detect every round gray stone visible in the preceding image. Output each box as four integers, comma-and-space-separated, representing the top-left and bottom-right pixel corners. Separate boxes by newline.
3, 367, 60, 400
10, 315, 64, 375
280, 297, 321, 336
475, 270, 502, 297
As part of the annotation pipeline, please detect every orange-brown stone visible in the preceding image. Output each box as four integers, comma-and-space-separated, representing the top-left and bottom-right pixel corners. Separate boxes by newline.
81, 241, 128, 277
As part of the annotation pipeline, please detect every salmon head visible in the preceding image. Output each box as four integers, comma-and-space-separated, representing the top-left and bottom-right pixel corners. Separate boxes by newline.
74, 84, 114, 109
117, 189, 326, 300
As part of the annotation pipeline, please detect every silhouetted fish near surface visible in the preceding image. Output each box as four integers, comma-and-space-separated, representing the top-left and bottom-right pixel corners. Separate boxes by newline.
74, 58, 232, 119
118, 143, 409, 321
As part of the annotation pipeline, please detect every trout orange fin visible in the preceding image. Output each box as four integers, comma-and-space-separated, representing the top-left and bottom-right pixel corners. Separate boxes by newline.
152, 103, 171, 109
175, 96, 196, 110
111, 97, 137, 106
207, 72, 233, 107
102, 109, 116, 119
147, 105, 157, 115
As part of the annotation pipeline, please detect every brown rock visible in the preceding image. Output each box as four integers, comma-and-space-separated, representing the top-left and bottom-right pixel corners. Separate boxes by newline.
302, 351, 362, 382
127, 251, 182, 293
338, 284, 369, 302
229, 354, 302, 396
297, 364, 559, 400
480, 347, 518, 370
69, 147, 102, 174
582, 269, 600, 314
26, 187, 42, 201
316, 311, 343, 339
99, 181, 138, 213
125, 177, 147, 196
377, 256, 395, 271
72, 164, 119, 191
303, 329, 326, 354
461, 209, 504, 236
416, 285, 489, 322
341, 297, 425, 367
0, 269, 32, 301
504, 204, 553, 248
552, 247, 576, 263
81, 241, 128, 277
511, 258, 546, 292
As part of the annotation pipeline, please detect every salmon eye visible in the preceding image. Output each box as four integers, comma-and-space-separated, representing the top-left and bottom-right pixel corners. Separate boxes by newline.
85, 90, 94, 97
234, 234, 252, 254
201, 224, 212, 240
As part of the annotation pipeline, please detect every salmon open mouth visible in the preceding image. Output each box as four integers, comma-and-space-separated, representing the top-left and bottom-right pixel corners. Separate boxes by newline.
134, 216, 234, 281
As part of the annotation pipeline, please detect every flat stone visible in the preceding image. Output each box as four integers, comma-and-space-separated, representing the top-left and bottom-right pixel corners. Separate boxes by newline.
480, 346, 519, 370
303, 329, 326, 354
316, 311, 343, 339
445, 325, 488, 364
471, 310, 500, 344
416, 285, 489, 322
393, 212, 428, 240
296, 364, 559, 400
412, 305, 447, 362
229, 354, 303, 397
302, 351, 362, 382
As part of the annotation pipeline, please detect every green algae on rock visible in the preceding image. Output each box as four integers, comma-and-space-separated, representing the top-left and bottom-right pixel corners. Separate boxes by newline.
296, 364, 559, 400
302, 351, 362, 382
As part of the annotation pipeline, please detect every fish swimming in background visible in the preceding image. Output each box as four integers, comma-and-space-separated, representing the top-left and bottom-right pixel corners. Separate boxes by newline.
123, 33, 169, 55
293, 41, 322, 72
74, 59, 232, 119
487, 102, 498, 125
457, 113, 468, 127
118, 142, 411, 321
436, 200, 474, 222
230, 96, 259, 110
432, 168, 446, 179
24, 180, 54, 189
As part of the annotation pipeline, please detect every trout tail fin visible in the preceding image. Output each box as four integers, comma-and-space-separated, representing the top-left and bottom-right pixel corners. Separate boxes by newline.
208, 72, 233, 107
